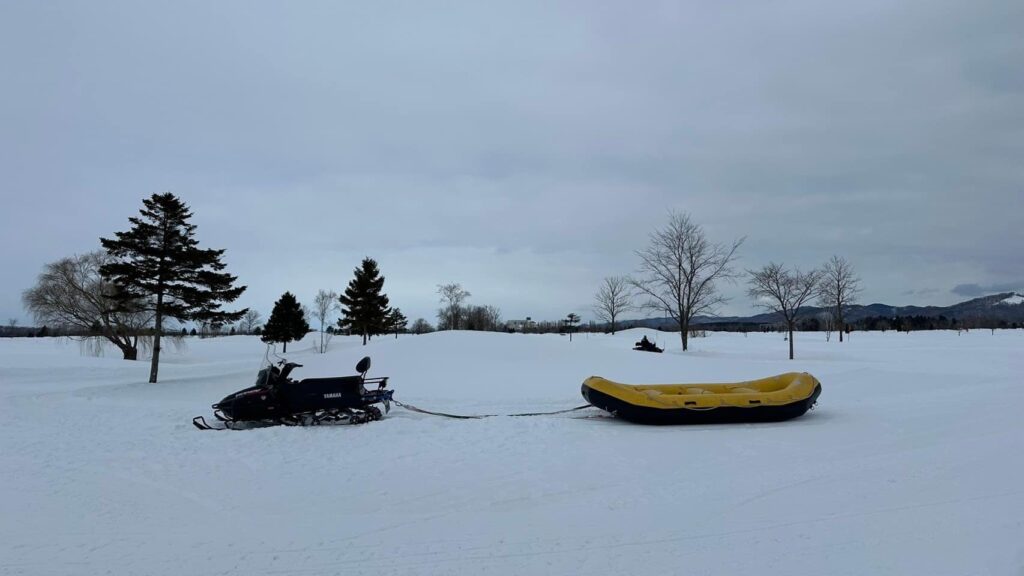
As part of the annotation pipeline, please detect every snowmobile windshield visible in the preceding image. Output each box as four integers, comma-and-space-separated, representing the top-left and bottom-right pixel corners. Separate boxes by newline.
255, 367, 273, 388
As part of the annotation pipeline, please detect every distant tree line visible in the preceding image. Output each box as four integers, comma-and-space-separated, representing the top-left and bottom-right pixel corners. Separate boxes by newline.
18, 195, 1020, 371
588, 210, 868, 359
851, 314, 1016, 332
434, 283, 504, 332
628, 314, 1021, 335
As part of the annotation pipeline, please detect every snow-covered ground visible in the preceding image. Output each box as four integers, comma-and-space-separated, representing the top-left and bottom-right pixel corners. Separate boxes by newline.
1, 329, 1022, 575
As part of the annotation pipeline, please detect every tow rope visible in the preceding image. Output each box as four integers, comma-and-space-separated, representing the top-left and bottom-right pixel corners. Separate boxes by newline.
391, 399, 592, 420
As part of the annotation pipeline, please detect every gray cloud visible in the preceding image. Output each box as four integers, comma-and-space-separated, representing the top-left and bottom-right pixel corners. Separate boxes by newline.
903, 289, 940, 297
951, 282, 1024, 298
2, 0, 1023, 324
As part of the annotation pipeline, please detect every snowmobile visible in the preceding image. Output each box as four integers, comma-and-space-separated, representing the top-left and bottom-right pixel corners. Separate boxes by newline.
193, 356, 394, 430
633, 336, 663, 353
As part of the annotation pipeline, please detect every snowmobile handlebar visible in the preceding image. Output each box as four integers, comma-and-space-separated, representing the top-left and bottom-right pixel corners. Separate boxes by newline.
278, 361, 303, 379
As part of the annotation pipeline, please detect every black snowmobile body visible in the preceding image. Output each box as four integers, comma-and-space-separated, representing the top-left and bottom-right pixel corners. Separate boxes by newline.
633, 337, 663, 353
193, 356, 393, 430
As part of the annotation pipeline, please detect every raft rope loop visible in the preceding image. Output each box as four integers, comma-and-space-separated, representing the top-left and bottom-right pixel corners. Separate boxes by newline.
391, 399, 592, 420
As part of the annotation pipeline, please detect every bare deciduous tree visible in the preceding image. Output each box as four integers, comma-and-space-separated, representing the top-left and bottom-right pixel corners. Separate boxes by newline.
437, 283, 471, 330
411, 318, 434, 334
240, 309, 262, 335
631, 211, 744, 351
818, 310, 835, 342
483, 305, 502, 330
312, 289, 337, 353
748, 262, 824, 359
818, 255, 862, 342
464, 305, 502, 331
22, 251, 153, 359
593, 276, 633, 334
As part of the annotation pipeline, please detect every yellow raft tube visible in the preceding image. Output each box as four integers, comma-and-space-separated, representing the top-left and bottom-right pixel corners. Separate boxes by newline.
581, 372, 822, 425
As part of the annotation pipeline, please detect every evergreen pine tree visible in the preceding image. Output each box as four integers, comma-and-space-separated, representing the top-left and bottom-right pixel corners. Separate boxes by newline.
338, 258, 390, 345
100, 193, 247, 383
261, 292, 309, 353
565, 313, 580, 342
387, 308, 408, 338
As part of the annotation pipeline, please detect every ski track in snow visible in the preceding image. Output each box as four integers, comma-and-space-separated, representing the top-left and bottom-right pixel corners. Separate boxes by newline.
1, 330, 1023, 575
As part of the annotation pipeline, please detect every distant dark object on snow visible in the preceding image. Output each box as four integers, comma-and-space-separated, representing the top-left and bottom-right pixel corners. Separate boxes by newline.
633, 335, 663, 353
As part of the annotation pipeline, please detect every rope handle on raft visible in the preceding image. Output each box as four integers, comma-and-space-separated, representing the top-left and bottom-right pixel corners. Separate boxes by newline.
391, 399, 592, 420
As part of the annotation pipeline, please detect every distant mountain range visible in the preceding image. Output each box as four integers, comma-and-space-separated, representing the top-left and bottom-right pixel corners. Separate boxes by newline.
625, 292, 1024, 328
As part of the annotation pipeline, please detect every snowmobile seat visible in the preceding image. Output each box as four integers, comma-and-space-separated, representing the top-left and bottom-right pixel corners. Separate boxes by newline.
356, 356, 371, 375
298, 376, 366, 397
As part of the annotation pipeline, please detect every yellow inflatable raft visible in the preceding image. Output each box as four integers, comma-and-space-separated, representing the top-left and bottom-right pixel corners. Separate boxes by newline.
581, 372, 821, 425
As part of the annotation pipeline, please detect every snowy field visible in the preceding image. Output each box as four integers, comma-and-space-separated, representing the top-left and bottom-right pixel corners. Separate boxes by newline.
1, 329, 1022, 576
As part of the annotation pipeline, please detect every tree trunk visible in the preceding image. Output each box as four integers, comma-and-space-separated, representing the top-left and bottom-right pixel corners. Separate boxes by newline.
149, 295, 163, 383
121, 344, 138, 361
680, 318, 689, 351
283, 341, 288, 353
362, 333, 367, 345
108, 333, 139, 361
838, 308, 845, 343
788, 327, 795, 360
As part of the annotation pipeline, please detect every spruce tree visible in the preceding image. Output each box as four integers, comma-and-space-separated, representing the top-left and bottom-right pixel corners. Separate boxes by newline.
100, 193, 246, 383
261, 292, 309, 353
338, 258, 390, 345
387, 307, 408, 338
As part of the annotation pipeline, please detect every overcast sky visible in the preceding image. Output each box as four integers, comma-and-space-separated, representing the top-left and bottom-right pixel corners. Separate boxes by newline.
2, 0, 1022, 326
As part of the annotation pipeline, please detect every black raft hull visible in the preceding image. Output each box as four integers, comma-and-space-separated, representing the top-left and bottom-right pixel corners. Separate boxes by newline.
581, 375, 821, 425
